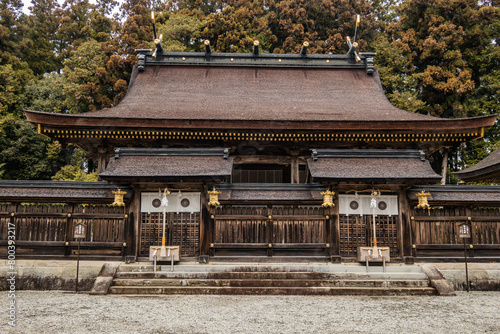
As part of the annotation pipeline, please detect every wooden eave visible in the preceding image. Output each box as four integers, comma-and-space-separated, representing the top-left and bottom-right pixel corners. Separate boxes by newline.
0, 180, 131, 204
408, 185, 500, 206
27, 110, 496, 131
29, 112, 496, 149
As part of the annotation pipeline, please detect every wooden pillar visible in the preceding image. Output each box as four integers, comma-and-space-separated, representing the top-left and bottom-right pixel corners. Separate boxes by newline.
126, 211, 135, 257
199, 184, 210, 260
128, 186, 140, 259
398, 186, 413, 263
291, 155, 299, 184
466, 206, 475, 257
64, 205, 75, 256
331, 186, 341, 262
267, 205, 273, 257
97, 147, 108, 175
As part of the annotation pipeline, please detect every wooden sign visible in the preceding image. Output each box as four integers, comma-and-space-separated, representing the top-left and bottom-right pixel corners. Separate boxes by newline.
459, 224, 470, 238
74, 223, 86, 239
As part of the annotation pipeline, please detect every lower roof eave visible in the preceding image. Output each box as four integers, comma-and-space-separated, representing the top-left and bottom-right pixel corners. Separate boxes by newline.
454, 165, 500, 182
313, 177, 441, 184
99, 176, 230, 183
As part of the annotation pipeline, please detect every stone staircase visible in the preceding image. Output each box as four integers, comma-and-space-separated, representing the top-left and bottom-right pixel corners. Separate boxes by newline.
96, 262, 450, 296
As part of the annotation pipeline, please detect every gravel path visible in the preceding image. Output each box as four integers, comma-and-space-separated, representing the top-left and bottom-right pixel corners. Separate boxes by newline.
1, 291, 499, 334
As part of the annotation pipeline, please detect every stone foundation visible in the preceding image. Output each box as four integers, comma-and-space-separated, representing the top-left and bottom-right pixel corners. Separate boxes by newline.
0, 260, 121, 291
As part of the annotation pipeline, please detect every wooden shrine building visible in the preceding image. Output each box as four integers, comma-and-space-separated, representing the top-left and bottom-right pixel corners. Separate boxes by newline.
2, 41, 499, 263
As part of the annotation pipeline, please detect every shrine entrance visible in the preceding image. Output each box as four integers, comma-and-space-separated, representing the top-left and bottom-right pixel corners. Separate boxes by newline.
139, 192, 201, 258
339, 214, 399, 258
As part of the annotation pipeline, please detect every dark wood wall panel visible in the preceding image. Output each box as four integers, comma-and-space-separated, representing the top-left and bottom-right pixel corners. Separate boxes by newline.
0, 203, 129, 258
411, 207, 500, 259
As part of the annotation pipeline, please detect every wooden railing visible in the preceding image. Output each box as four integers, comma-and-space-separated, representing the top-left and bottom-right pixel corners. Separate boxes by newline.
0, 203, 131, 259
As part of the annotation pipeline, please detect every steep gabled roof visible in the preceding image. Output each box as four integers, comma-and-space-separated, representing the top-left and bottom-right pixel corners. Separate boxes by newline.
26, 50, 496, 141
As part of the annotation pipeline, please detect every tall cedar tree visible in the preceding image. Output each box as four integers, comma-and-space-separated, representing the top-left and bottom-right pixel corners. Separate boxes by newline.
373, 0, 500, 182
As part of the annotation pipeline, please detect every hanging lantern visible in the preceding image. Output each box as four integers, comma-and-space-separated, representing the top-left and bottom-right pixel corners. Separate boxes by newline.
321, 190, 335, 208
112, 189, 127, 206
208, 187, 221, 207
416, 190, 431, 209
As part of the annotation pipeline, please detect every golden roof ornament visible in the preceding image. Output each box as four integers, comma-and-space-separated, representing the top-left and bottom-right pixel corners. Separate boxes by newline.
208, 187, 221, 207
321, 190, 335, 208
112, 189, 127, 206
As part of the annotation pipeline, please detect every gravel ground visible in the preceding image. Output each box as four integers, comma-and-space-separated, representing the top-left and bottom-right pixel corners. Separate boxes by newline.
1, 291, 499, 334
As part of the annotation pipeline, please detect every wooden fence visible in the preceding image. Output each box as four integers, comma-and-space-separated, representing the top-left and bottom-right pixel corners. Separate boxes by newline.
411, 207, 500, 260
0, 203, 131, 259
210, 205, 330, 257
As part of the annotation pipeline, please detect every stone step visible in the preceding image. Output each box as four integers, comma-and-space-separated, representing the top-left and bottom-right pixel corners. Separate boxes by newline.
112, 278, 431, 288
108, 285, 438, 296
117, 263, 424, 274
115, 271, 429, 281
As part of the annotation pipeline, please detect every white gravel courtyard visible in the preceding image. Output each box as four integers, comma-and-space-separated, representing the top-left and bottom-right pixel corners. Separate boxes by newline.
1, 291, 499, 333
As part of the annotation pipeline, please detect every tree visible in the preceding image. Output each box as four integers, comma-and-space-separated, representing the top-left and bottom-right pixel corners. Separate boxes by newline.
22, 73, 67, 113
52, 148, 97, 181
0, 118, 60, 180
373, 0, 500, 183
21, 0, 62, 76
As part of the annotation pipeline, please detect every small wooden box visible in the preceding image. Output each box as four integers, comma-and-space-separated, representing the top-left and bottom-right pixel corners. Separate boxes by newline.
149, 246, 180, 261
357, 246, 390, 262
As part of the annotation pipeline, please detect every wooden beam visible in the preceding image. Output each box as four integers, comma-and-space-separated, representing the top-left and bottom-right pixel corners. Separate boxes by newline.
233, 155, 292, 165
412, 216, 500, 222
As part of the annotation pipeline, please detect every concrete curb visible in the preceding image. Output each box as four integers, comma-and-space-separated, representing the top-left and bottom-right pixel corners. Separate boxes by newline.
89, 263, 120, 295
421, 264, 456, 296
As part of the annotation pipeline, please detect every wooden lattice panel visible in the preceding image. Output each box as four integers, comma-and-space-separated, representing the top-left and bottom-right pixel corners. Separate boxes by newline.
339, 214, 398, 257
140, 212, 200, 257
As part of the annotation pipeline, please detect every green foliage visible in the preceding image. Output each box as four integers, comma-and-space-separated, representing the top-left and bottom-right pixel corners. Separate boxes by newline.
157, 13, 203, 51
22, 73, 67, 113
52, 165, 98, 181
63, 39, 109, 113
21, 0, 62, 75
0, 118, 59, 180
52, 148, 97, 181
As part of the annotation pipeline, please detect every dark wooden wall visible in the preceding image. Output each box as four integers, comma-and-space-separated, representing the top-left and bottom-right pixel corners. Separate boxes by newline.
207, 205, 331, 258
0, 203, 131, 259
411, 207, 500, 261
2, 201, 499, 262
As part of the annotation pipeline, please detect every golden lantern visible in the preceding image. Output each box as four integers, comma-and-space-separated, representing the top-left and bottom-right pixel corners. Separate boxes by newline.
112, 189, 127, 206
208, 187, 221, 207
416, 190, 431, 209
321, 190, 335, 208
